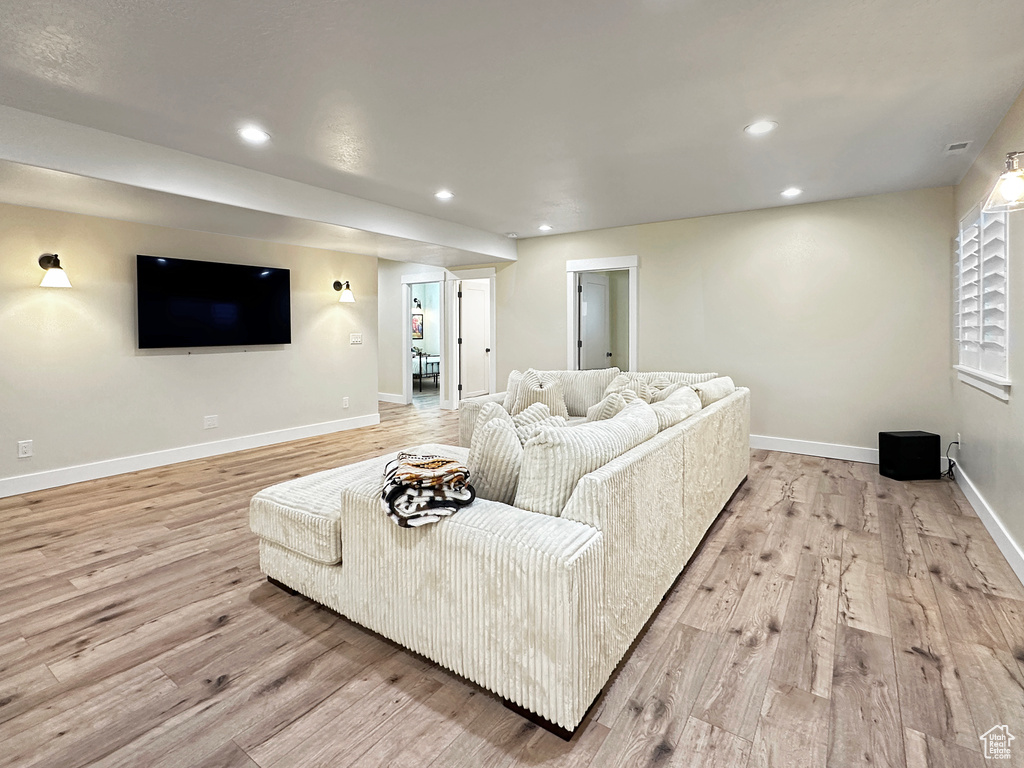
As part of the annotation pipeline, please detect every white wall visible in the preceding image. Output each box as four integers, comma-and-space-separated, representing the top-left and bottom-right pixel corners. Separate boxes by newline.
0, 202, 378, 489
953, 86, 1024, 559
496, 187, 956, 453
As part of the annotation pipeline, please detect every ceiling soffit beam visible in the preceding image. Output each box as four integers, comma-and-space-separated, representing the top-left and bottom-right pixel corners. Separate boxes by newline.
0, 105, 516, 263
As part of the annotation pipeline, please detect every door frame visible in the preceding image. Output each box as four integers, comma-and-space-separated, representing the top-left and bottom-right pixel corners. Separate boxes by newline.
566, 255, 639, 371
449, 268, 497, 405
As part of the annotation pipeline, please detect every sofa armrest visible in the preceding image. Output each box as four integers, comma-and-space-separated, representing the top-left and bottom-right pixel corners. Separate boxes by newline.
334, 473, 605, 730
458, 391, 507, 447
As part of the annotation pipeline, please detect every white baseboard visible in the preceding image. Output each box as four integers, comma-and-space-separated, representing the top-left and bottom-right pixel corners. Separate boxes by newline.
955, 466, 1024, 587
0, 412, 381, 498
750, 434, 879, 464
377, 392, 406, 404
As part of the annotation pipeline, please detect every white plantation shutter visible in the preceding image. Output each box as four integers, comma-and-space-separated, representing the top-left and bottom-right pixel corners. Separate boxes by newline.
956, 204, 1010, 394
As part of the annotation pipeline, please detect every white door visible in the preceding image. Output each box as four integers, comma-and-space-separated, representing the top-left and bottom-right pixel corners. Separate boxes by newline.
579, 272, 611, 370
458, 280, 491, 398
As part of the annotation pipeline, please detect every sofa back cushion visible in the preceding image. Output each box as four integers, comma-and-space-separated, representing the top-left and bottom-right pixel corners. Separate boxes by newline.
514, 400, 658, 517
692, 376, 736, 408
650, 386, 702, 431
632, 371, 718, 386
467, 418, 523, 505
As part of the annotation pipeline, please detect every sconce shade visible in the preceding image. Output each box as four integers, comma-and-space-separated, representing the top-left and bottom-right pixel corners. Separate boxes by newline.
39, 254, 72, 288
333, 280, 355, 303
983, 151, 1024, 213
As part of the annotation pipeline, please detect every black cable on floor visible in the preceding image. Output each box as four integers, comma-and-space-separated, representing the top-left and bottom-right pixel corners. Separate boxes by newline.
943, 441, 959, 481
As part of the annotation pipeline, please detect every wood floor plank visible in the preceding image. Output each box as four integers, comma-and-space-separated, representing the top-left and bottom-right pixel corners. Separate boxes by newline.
918, 534, 1007, 649
950, 641, 1024, 753
679, 528, 768, 633
771, 553, 840, 700
191, 741, 261, 768
693, 567, 793, 741
748, 681, 830, 768
838, 530, 891, 637
671, 716, 752, 768
593, 623, 721, 766
247, 655, 442, 767
886, 573, 978, 751
947, 516, 1024, 601
903, 728, 984, 768
828, 626, 905, 768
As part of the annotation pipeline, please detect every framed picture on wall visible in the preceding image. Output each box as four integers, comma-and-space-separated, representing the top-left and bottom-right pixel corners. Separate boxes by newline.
412, 313, 424, 340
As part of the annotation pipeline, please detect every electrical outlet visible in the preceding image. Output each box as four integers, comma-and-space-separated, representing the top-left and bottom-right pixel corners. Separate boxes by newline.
350, 333, 363, 345
17, 440, 33, 458
203, 415, 219, 430
342, 397, 350, 408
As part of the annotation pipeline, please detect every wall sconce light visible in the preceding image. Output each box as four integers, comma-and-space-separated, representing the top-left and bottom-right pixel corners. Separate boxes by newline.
39, 253, 72, 288
333, 280, 355, 303
983, 151, 1024, 213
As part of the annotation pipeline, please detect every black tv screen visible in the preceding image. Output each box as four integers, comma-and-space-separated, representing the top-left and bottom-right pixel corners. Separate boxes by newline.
137, 255, 291, 349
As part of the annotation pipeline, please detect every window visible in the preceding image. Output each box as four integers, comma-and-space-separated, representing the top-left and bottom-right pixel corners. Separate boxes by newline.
955, 204, 1010, 399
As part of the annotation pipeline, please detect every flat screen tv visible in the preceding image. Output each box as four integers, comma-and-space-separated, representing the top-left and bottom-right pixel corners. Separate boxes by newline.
137, 255, 291, 349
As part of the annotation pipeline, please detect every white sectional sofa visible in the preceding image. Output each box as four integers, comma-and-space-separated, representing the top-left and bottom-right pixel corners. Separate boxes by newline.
249, 368, 750, 735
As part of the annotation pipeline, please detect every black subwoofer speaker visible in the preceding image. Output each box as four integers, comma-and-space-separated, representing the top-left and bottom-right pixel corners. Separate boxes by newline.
878, 431, 940, 480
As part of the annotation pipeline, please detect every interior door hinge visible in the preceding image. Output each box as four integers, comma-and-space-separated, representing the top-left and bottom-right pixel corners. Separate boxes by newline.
457, 291, 463, 298
457, 384, 463, 391
577, 284, 583, 293
457, 337, 462, 344
578, 340, 583, 348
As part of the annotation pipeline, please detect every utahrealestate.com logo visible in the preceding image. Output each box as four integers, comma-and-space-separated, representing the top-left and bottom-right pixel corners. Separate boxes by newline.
980, 725, 1015, 760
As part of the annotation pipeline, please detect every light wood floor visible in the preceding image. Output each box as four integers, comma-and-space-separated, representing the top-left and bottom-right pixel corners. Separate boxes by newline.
1, 403, 1022, 767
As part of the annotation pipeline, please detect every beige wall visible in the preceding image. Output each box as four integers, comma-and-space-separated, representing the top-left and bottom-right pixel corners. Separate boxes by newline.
498, 187, 956, 450
0, 203, 378, 482
954, 87, 1024, 551
376, 258, 442, 397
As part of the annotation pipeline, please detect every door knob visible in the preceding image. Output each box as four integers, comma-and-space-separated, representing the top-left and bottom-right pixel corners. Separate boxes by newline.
485, 348, 491, 353
606, 352, 613, 357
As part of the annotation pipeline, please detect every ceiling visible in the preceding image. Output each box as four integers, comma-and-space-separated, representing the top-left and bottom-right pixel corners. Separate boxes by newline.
1, 0, 1023, 249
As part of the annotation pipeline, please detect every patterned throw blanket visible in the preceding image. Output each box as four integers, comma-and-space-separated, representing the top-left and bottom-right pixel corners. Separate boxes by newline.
381, 453, 476, 527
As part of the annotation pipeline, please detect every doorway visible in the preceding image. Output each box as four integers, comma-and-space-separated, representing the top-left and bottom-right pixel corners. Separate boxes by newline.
567, 256, 638, 371
409, 281, 442, 409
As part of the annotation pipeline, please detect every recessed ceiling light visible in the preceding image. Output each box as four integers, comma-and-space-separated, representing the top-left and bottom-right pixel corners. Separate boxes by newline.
434, 189, 455, 200
538, 224, 553, 232
506, 232, 518, 239
781, 187, 803, 198
238, 125, 271, 145
744, 120, 778, 136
